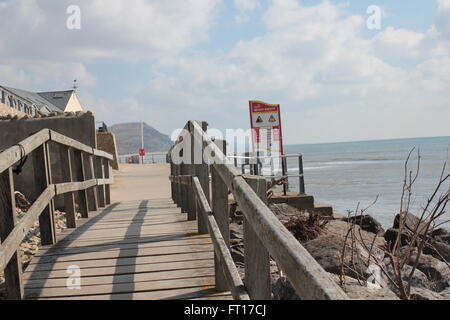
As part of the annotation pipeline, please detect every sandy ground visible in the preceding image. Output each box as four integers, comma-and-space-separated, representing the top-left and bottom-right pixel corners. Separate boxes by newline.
111, 163, 171, 202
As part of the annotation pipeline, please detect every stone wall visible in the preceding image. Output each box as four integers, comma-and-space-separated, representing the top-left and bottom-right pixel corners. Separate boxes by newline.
97, 132, 120, 170
0, 112, 97, 207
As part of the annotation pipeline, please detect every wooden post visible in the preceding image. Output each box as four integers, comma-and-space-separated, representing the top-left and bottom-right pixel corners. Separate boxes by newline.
103, 158, 111, 205
0, 167, 24, 299
95, 157, 106, 208
196, 121, 209, 234
32, 143, 56, 245
59, 145, 77, 228
186, 121, 196, 221
170, 160, 176, 204
299, 155, 306, 195
87, 154, 98, 212
179, 141, 190, 215
244, 176, 271, 300
73, 150, 89, 218
174, 163, 181, 207
211, 166, 229, 292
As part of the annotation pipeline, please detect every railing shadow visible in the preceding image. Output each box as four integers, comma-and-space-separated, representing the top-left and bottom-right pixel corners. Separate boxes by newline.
111, 200, 148, 300
24, 203, 119, 298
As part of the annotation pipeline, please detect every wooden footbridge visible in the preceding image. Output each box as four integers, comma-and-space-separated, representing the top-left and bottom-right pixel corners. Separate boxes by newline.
0, 121, 348, 300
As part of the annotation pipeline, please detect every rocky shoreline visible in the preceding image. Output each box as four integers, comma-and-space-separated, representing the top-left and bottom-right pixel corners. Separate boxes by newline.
2, 191, 448, 300
229, 199, 450, 300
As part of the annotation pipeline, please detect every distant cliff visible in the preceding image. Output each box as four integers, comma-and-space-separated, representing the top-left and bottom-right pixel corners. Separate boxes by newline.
109, 122, 173, 155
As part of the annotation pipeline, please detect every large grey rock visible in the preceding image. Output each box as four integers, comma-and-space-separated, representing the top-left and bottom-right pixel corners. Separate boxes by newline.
329, 274, 399, 300
393, 212, 427, 234
323, 220, 386, 253
385, 264, 431, 293
304, 235, 379, 279
410, 287, 444, 300
384, 228, 412, 250
341, 215, 384, 235
303, 220, 386, 279
431, 228, 450, 238
406, 250, 450, 290
272, 277, 300, 300
439, 287, 450, 300
424, 241, 450, 263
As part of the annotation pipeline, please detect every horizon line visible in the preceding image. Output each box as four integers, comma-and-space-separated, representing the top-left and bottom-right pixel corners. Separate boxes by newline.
286, 135, 450, 147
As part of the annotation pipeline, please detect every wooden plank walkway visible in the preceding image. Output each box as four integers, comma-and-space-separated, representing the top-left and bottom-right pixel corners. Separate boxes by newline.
23, 164, 232, 300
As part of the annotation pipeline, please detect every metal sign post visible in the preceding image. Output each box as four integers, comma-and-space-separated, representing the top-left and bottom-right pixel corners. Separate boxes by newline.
249, 101, 287, 193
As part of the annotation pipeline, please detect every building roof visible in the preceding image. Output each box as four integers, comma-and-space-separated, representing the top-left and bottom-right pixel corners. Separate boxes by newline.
37, 90, 74, 112
1, 86, 61, 113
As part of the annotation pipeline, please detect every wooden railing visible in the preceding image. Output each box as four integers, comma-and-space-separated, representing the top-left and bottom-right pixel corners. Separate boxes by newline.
168, 121, 348, 300
0, 129, 114, 299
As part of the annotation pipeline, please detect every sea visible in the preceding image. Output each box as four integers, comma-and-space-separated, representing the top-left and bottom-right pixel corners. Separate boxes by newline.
282, 136, 450, 230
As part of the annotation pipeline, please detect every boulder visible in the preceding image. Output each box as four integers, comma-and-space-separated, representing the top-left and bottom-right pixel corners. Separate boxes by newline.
329, 274, 399, 300
385, 264, 431, 293
424, 241, 450, 263
272, 277, 300, 300
439, 287, 450, 300
384, 228, 412, 250
436, 235, 450, 246
410, 287, 444, 300
431, 228, 450, 245
406, 250, 450, 289
303, 220, 387, 279
431, 228, 450, 238
304, 235, 377, 279
323, 220, 386, 252
341, 215, 384, 235
393, 212, 427, 234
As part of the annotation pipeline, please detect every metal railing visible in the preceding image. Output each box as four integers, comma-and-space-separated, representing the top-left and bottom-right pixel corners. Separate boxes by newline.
228, 153, 306, 195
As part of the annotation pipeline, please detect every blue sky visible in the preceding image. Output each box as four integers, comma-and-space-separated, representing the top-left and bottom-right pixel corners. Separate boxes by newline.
0, 0, 449, 144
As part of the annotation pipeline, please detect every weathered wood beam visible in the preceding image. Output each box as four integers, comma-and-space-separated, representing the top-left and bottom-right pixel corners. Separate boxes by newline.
0, 167, 24, 299
211, 166, 229, 292
192, 177, 249, 300
59, 145, 76, 228
0, 129, 50, 174
73, 150, 89, 218
243, 175, 271, 300
32, 143, 56, 246
0, 186, 54, 273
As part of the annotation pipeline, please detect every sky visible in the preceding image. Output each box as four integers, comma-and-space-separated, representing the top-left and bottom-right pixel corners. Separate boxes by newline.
0, 0, 449, 144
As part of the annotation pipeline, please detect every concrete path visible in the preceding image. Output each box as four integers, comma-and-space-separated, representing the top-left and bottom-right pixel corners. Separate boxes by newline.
111, 164, 172, 202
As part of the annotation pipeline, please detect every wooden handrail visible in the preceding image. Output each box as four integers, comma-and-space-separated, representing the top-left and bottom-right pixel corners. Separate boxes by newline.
0, 186, 54, 272
170, 175, 250, 300
0, 129, 114, 299
0, 129, 50, 174
170, 120, 349, 300
0, 129, 113, 175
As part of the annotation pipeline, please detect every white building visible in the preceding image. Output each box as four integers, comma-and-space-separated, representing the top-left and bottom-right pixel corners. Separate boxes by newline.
0, 85, 84, 116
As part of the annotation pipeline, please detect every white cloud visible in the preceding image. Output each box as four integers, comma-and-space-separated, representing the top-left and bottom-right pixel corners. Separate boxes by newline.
126, 0, 450, 142
0, 0, 449, 143
0, 0, 221, 62
234, 0, 261, 23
